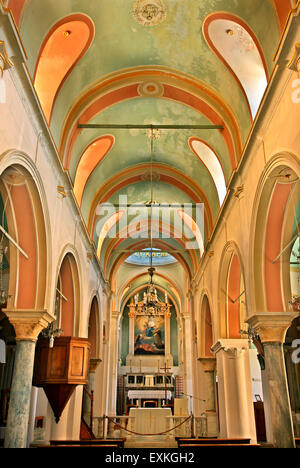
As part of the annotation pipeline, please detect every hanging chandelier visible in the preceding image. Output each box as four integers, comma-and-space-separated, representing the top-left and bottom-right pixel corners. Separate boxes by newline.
132, 127, 171, 316
134, 265, 170, 316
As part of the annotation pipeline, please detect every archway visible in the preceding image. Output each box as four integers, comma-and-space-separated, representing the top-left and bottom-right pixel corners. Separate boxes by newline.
54, 252, 81, 337
218, 243, 246, 339
0, 161, 51, 448
249, 156, 300, 447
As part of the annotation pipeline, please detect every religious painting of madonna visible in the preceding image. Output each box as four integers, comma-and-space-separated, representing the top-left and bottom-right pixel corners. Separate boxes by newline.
134, 315, 165, 355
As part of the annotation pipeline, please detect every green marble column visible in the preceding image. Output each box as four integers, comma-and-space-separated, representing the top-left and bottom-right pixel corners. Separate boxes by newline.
263, 342, 295, 448
4, 340, 36, 448
246, 313, 298, 449
3, 309, 54, 448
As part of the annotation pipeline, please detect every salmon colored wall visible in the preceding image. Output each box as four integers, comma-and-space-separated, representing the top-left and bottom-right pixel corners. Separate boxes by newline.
265, 182, 293, 312
273, 0, 292, 31
10, 183, 37, 309
204, 297, 213, 356
8, 0, 26, 26
227, 253, 242, 338
60, 256, 75, 336
88, 298, 98, 357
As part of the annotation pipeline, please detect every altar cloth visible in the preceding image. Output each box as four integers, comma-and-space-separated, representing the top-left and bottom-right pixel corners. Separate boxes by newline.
128, 390, 172, 400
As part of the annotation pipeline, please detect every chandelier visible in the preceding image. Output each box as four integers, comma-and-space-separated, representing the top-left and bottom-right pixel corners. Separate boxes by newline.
134, 265, 170, 316
131, 128, 171, 317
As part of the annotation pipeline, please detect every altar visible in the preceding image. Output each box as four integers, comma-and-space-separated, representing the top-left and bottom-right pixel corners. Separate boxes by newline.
128, 407, 172, 435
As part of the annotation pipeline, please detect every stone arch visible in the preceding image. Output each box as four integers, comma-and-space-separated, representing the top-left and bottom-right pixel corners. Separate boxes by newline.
0, 153, 50, 311
54, 248, 81, 337
87, 294, 101, 359
198, 292, 214, 357
218, 242, 247, 338
250, 153, 300, 314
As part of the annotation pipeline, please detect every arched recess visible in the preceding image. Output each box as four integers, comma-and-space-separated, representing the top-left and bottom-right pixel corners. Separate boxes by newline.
189, 138, 227, 206
0, 163, 48, 311
252, 156, 300, 313
33, 14, 95, 124
199, 294, 214, 357
218, 243, 247, 339
88, 296, 100, 359
74, 135, 115, 207
203, 13, 268, 118
55, 252, 80, 337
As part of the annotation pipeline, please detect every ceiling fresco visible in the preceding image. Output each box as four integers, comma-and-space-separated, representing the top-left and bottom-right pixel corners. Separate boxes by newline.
6, 0, 291, 302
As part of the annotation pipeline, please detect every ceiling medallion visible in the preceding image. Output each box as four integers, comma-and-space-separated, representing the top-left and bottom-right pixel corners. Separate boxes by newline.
138, 80, 164, 97
133, 0, 167, 27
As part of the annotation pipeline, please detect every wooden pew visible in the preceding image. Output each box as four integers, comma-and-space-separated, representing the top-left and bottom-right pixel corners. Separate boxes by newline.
50, 438, 125, 448
295, 438, 300, 447
179, 444, 260, 448
37, 444, 119, 448
177, 438, 251, 447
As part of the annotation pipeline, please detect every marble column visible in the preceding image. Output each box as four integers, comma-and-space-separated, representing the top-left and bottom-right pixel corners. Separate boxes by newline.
211, 339, 257, 443
83, 358, 101, 422
3, 310, 54, 448
198, 357, 218, 437
107, 311, 120, 416
182, 313, 193, 412
246, 312, 298, 448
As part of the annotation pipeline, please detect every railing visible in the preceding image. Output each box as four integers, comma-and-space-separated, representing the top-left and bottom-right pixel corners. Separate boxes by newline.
92, 413, 208, 440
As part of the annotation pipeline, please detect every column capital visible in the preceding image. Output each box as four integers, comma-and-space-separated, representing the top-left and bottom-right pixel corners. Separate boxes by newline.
198, 356, 216, 372
211, 339, 249, 357
182, 312, 191, 320
89, 357, 102, 373
4, 309, 55, 342
246, 312, 299, 344
112, 310, 121, 319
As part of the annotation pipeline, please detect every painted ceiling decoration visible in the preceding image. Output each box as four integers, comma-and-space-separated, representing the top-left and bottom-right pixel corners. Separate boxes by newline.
132, 0, 167, 27
5, 0, 292, 294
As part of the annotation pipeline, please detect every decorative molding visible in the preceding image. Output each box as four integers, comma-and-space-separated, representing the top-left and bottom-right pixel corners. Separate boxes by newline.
0, 40, 14, 77
132, 0, 167, 27
246, 312, 299, 344
89, 357, 102, 374
138, 80, 164, 97
233, 185, 244, 198
211, 339, 249, 358
4, 309, 55, 342
288, 43, 300, 72
198, 356, 216, 372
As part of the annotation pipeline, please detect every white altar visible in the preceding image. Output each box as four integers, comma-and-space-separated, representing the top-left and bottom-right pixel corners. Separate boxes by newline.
128, 407, 172, 435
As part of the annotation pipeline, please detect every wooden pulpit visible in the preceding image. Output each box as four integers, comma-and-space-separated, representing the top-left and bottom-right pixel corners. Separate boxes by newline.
33, 337, 90, 423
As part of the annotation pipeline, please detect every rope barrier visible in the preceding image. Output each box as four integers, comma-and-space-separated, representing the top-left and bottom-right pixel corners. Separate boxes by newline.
106, 415, 192, 437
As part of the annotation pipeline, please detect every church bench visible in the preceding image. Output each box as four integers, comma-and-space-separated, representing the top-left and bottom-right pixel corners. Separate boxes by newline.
50, 438, 125, 448
179, 444, 260, 448
295, 439, 300, 447
38, 444, 120, 448
177, 438, 251, 446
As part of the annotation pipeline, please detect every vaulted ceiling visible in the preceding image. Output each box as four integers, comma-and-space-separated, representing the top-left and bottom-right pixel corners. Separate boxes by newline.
7, 0, 292, 295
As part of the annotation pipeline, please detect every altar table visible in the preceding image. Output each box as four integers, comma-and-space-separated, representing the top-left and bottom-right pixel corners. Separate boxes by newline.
128, 407, 172, 435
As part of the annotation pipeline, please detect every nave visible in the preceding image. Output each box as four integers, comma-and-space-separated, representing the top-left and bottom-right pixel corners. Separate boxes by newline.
0, 0, 300, 450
